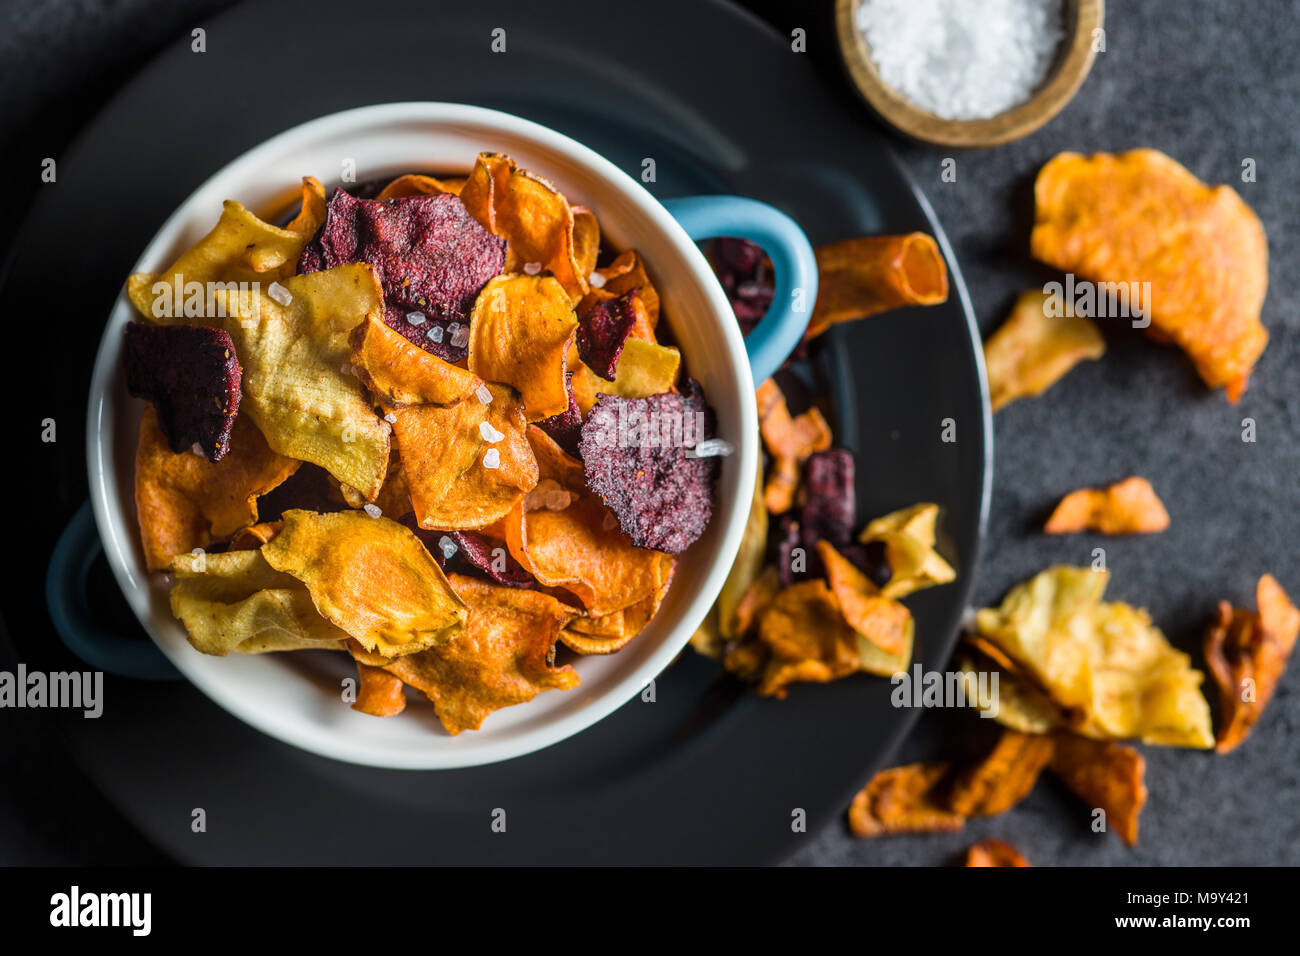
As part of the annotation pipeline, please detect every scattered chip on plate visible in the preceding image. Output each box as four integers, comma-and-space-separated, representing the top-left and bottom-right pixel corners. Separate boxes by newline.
984, 289, 1105, 411
1032, 149, 1269, 402
859, 503, 956, 600
965, 839, 1031, 867
1048, 734, 1148, 846
947, 730, 1054, 817
1044, 476, 1170, 535
756, 378, 831, 515
848, 763, 964, 838
807, 234, 948, 339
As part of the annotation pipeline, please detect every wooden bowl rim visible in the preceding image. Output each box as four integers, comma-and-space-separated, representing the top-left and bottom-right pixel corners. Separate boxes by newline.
834, 0, 1105, 148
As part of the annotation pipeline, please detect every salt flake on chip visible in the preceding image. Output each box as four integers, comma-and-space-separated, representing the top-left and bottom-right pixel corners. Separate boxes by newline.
480, 421, 505, 442
523, 261, 543, 276
363, 503, 382, 518
407, 311, 427, 325
588, 271, 606, 289
475, 385, 493, 404
483, 448, 501, 470
690, 438, 735, 459
267, 281, 293, 307
426, 325, 445, 344
438, 535, 458, 560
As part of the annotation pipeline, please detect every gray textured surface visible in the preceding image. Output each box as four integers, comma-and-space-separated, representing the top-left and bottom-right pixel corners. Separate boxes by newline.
1, 0, 1296, 866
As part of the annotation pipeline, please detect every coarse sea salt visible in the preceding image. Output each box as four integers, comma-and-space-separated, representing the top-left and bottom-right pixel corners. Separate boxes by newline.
588, 271, 606, 289
475, 384, 493, 405
267, 281, 293, 306
856, 0, 1065, 121
482, 448, 501, 470
362, 503, 382, 519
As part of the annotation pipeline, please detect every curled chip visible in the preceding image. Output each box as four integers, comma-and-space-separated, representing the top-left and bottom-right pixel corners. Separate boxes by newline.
260, 509, 467, 657
752, 580, 862, 697
123, 322, 241, 461
381, 574, 580, 735
227, 521, 283, 551
947, 730, 1055, 817
214, 263, 392, 500
535, 372, 582, 457
460, 152, 590, 301
350, 314, 482, 406
848, 763, 964, 838
468, 274, 578, 420
579, 249, 660, 325
350, 660, 408, 717
816, 541, 912, 657
1049, 734, 1147, 846
578, 381, 717, 554
576, 289, 645, 379
561, 557, 673, 654
984, 289, 1106, 411
1203, 574, 1300, 753
1044, 476, 1170, 536
808, 234, 948, 339
374, 173, 460, 200
127, 200, 311, 323
297, 187, 506, 362
571, 206, 601, 281
284, 176, 328, 236
859, 503, 956, 600
169, 548, 348, 655
965, 839, 1031, 867
974, 566, 1213, 748
757, 378, 831, 515
393, 383, 537, 530
1032, 149, 1269, 401
135, 407, 299, 571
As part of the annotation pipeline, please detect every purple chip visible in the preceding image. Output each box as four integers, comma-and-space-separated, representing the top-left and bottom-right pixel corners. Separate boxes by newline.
536, 372, 583, 457
796, 448, 856, 578
447, 530, 535, 588
297, 188, 505, 361
776, 515, 804, 587
711, 238, 774, 336
576, 290, 640, 379
577, 379, 718, 554
123, 322, 241, 461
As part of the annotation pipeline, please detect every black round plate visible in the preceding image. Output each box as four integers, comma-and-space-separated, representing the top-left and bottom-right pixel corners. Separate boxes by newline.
2, 0, 990, 864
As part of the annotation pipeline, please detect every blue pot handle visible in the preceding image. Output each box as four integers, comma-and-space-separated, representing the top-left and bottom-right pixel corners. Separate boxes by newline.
662, 196, 818, 386
45, 501, 180, 680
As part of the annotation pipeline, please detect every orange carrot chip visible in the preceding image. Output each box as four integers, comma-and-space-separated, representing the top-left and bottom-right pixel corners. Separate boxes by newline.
350, 314, 482, 406
753, 580, 860, 698
284, 176, 328, 236
808, 234, 948, 339
1032, 149, 1269, 401
816, 540, 913, 656
460, 152, 590, 301
1044, 476, 1170, 535
1048, 734, 1148, 846
1203, 574, 1300, 752
947, 730, 1055, 817
848, 763, 964, 838
227, 521, 284, 551
756, 378, 831, 515
134, 407, 299, 571
374, 173, 460, 200
965, 839, 1031, 867
579, 249, 660, 326
984, 289, 1105, 411
260, 509, 467, 657
381, 574, 580, 734
350, 660, 408, 717
468, 274, 577, 420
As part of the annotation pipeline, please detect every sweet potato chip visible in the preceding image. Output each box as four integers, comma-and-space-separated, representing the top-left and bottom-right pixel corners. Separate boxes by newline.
350, 660, 408, 717
816, 541, 912, 656
560, 558, 673, 654
135, 407, 299, 571
1203, 574, 1300, 752
974, 566, 1213, 748
285, 176, 328, 236
754, 580, 861, 697
127, 200, 310, 323
169, 548, 349, 655
260, 509, 467, 657
571, 206, 600, 281
350, 314, 482, 406
848, 763, 964, 838
227, 521, 283, 551
393, 383, 537, 530
948, 730, 1055, 817
732, 566, 781, 639
984, 289, 1106, 411
213, 263, 392, 499
757, 378, 831, 514
1044, 476, 1170, 535
460, 152, 590, 301
579, 249, 660, 326
374, 174, 459, 200
807, 234, 948, 339
468, 274, 577, 420
505, 492, 672, 618
965, 839, 1031, 867
1031, 149, 1269, 401
381, 574, 580, 734
859, 503, 956, 600
1049, 734, 1148, 846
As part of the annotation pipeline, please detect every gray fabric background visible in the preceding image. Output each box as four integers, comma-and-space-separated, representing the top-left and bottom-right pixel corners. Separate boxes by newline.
1, 0, 1296, 865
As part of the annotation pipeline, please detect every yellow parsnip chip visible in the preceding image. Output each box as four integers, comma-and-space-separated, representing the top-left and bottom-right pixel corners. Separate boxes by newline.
260, 509, 467, 657
859, 502, 956, 599
984, 289, 1105, 411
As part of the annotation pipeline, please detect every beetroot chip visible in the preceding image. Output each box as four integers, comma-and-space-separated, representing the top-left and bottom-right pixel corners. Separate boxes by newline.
123, 322, 241, 461
409, 523, 534, 589
578, 380, 718, 554
711, 238, 774, 335
776, 515, 804, 587
298, 188, 505, 361
800, 449, 856, 547
536, 372, 582, 457
576, 290, 640, 379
